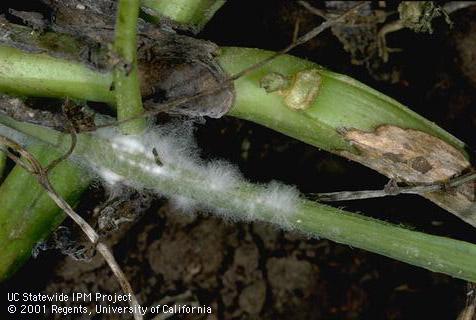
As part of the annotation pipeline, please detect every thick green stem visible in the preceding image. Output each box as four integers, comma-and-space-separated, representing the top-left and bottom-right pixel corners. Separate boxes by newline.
217, 47, 476, 227
0, 0, 473, 292
0, 45, 462, 152
0, 44, 474, 223
0, 46, 114, 103
114, 0, 146, 134
219, 47, 465, 153
0, 144, 90, 281
1, 117, 476, 282
1, 40, 476, 279
141, 0, 226, 32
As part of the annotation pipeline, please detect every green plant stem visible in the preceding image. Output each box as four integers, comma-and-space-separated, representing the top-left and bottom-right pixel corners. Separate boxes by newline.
0, 46, 114, 103
0, 0, 472, 286
0, 0, 216, 281
218, 47, 465, 154
141, 0, 226, 32
0, 44, 472, 221
0, 143, 90, 281
114, 0, 146, 135
0, 43, 475, 279
0, 44, 462, 154
294, 202, 476, 281
1, 116, 476, 282
217, 48, 476, 227
0, 43, 101, 281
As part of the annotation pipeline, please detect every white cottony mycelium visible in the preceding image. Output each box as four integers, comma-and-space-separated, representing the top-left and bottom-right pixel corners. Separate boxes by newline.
169, 195, 200, 213
0, 117, 301, 229
87, 120, 301, 229
96, 166, 125, 186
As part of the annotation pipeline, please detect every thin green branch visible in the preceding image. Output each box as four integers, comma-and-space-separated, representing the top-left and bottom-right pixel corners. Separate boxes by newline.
114, 0, 146, 135
1, 117, 476, 282
295, 202, 476, 282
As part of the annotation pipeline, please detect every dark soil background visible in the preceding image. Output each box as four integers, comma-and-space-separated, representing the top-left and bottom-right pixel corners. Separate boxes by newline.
1, 1, 476, 319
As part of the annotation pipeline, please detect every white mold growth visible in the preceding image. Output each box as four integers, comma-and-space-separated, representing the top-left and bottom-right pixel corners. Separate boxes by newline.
110, 135, 148, 155
169, 195, 200, 213
1, 118, 303, 230
252, 181, 301, 228
87, 121, 303, 229
96, 166, 124, 186
204, 160, 242, 191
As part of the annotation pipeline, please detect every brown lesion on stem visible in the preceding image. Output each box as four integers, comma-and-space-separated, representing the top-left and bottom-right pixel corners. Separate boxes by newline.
259, 69, 322, 111
336, 125, 476, 227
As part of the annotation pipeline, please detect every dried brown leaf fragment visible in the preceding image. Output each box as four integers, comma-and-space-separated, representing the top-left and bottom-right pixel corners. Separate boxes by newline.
340, 125, 469, 184
339, 125, 476, 227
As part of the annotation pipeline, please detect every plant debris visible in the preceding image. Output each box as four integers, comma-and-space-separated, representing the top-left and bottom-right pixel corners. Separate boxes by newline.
339, 125, 476, 226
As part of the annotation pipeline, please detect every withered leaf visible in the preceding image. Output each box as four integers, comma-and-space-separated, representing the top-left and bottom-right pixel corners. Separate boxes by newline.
339, 125, 476, 227
340, 125, 469, 184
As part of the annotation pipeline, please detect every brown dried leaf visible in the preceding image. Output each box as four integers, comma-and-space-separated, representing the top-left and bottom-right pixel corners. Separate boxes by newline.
339, 125, 476, 227
340, 125, 469, 183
